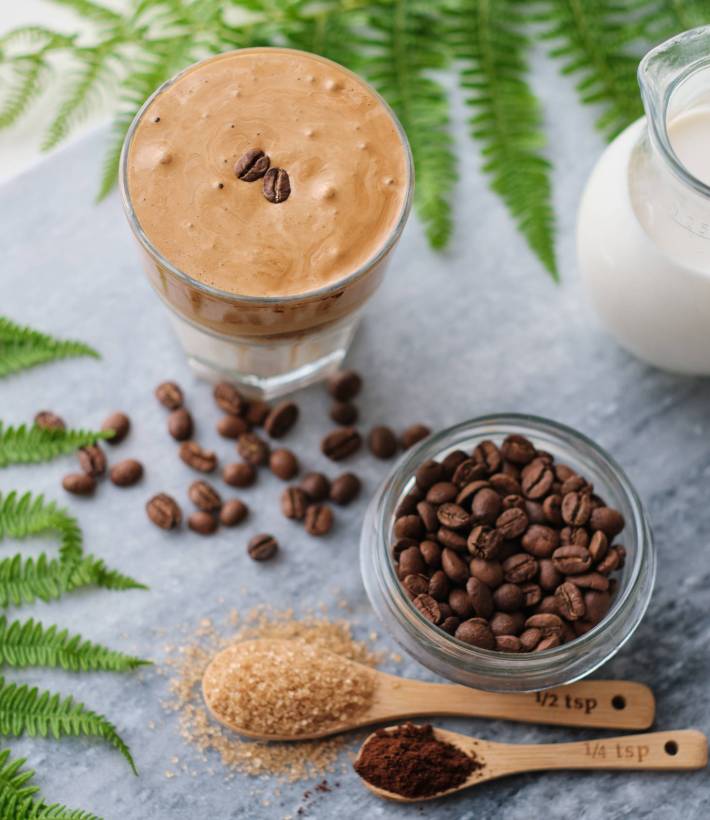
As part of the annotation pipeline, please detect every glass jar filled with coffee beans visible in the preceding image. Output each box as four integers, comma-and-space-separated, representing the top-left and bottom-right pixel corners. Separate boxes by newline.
360, 414, 655, 692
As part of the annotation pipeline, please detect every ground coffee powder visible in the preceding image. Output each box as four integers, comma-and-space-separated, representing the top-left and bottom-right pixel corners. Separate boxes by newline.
354, 723, 481, 798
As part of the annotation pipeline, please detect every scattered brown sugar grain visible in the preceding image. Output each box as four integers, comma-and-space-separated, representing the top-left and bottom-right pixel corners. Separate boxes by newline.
203, 639, 376, 737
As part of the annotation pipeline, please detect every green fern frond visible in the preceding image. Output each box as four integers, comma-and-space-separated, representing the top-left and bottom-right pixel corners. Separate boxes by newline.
0, 58, 48, 130
0, 677, 136, 774
0, 790, 101, 820
48, 0, 122, 27
0, 426, 110, 469
539, 0, 644, 139
362, 0, 455, 248
449, 0, 557, 279
0, 617, 149, 673
0, 316, 98, 379
85, 560, 147, 592
644, 0, 709, 37
0, 492, 83, 563
0, 748, 39, 803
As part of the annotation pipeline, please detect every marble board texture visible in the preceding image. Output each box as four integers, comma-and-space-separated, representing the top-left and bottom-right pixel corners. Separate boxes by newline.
1, 54, 710, 820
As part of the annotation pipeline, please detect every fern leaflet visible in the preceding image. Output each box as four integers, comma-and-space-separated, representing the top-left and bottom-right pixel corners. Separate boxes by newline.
0, 789, 101, 820
0, 426, 111, 469
0, 316, 98, 379
0, 492, 83, 563
0, 748, 39, 803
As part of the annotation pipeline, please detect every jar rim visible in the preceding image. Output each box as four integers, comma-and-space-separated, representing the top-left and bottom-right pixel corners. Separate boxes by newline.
360, 413, 656, 691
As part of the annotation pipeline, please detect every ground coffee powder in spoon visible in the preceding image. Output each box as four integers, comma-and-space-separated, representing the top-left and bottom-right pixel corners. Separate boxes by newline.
354, 723, 481, 798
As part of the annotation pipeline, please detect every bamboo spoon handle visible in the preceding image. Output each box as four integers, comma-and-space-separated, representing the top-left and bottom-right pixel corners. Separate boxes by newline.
486, 730, 708, 776
388, 678, 655, 729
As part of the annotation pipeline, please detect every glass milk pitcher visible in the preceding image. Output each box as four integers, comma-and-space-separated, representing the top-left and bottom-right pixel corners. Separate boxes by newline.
577, 26, 710, 374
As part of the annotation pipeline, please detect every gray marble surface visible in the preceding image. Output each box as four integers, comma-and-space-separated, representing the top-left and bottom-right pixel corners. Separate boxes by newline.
2, 53, 710, 820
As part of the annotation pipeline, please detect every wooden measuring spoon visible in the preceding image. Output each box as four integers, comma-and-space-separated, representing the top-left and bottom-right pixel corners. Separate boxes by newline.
202, 643, 655, 740
355, 725, 708, 802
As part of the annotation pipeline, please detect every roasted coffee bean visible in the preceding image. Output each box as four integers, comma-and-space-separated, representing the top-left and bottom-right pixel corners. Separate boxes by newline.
465, 577, 494, 619
525, 612, 563, 637
471, 488, 501, 525
496, 507, 528, 539
452, 459, 488, 487
304, 504, 334, 536
440, 616, 460, 634
321, 427, 362, 461
588, 530, 609, 562
35, 410, 65, 431
466, 525, 502, 560
248, 533, 278, 561
596, 546, 623, 575
552, 544, 592, 575
525, 500, 546, 524
438, 527, 468, 551
269, 448, 299, 480
395, 494, 420, 517
560, 526, 590, 547
536, 634, 561, 651
327, 369, 362, 401
330, 401, 358, 426
542, 494, 562, 525
155, 381, 183, 410
109, 459, 143, 487
455, 618, 495, 649
584, 590, 611, 624
78, 444, 106, 478
62, 473, 95, 495
538, 559, 563, 592
561, 491, 592, 526
426, 482, 458, 505
403, 574, 430, 598
413, 594, 441, 624
393, 538, 417, 560
394, 514, 424, 540
569, 571, 610, 591
217, 415, 249, 439
519, 627, 543, 651
101, 411, 129, 444
536, 595, 560, 615
264, 401, 299, 438
448, 588, 475, 619
234, 148, 270, 181
146, 493, 181, 529
168, 408, 194, 441
490, 611, 524, 636
420, 540, 441, 568
179, 441, 217, 472
501, 434, 536, 465
436, 503, 471, 530
189, 480, 222, 512
219, 499, 248, 527
428, 570, 449, 601
300, 472, 331, 501
188, 511, 218, 535
223, 461, 256, 488
503, 495, 526, 514
554, 463, 576, 482
555, 581, 586, 621
281, 487, 309, 520
330, 472, 361, 505
496, 635, 522, 653
262, 166, 291, 202
472, 440, 502, 474
521, 458, 554, 499
441, 450, 468, 478
214, 382, 245, 416
520, 582, 542, 608
415, 501, 437, 532
245, 400, 271, 427
401, 424, 431, 450
521, 524, 559, 558
503, 553, 538, 584
469, 558, 504, 589
456, 480, 491, 508
489, 473, 521, 496
368, 425, 398, 459
398, 546, 426, 578
237, 432, 270, 466
441, 548, 469, 585
501, 461, 521, 480
493, 583, 524, 612
417, 461, 452, 493
589, 506, 625, 537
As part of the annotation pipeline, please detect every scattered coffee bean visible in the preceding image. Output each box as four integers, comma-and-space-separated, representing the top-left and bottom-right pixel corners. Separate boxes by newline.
78, 444, 106, 478
330, 401, 358, 426
237, 432, 270, 466
219, 499, 249, 527
109, 459, 143, 487
188, 479, 222, 512
179, 441, 217, 472
146, 493, 182, 529
327, 369, 362, 401
223, 461, 256, 488
329, 472, 361, 505
401, 424, 431, 450
368, 426, 398, 459
300, 472, 331, 501
263, 167, 291, 203
264, 401, 299, 438
245, 400, 271, 427
35, 411, 65, 431
281, 487, 309, 520
101, 411, 130, 444
234, 148, 270, 181
214, 382, 245, 416
321, 427, 362, 461
216, 415, 250, 439
188, 511, 218, 535
248, 533, 278, 561
168, 408, 194, 441
155, 381, 183, 410
270, 448, 299, 480
304, 504, 334, 536
62, 473, 95, 495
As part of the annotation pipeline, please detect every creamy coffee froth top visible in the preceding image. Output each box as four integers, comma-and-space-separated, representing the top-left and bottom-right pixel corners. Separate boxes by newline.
126, 48, 410, 298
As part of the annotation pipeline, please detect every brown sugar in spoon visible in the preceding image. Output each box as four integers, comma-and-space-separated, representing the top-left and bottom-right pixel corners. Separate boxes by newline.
202, 640, 655, 740
354, 724, 708, 802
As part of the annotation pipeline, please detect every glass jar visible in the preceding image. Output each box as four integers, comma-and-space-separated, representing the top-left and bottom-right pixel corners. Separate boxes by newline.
360, 414, 655, 692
